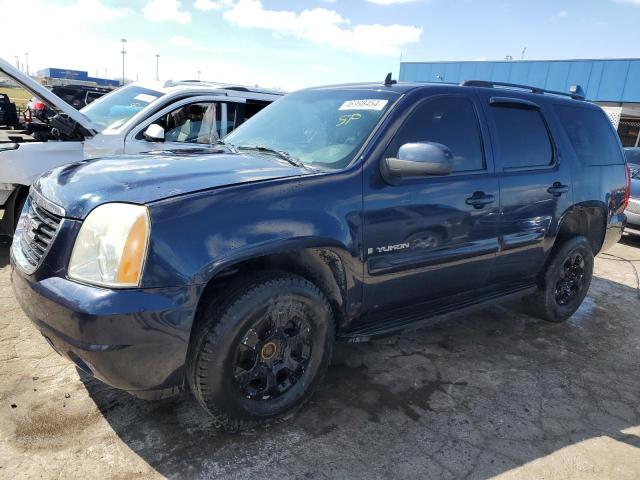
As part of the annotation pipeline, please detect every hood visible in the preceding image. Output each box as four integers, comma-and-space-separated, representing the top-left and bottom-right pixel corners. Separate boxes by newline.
34, 150, 312, 219
0, 57, 98, 135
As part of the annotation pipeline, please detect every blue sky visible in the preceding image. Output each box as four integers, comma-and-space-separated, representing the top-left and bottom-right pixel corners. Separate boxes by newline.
1, 0, 639, 90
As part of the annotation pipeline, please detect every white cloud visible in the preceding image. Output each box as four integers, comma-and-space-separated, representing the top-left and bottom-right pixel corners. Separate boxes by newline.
367, 0, 420, 3
222, 0, 422, 56
194, 0, 223, 10
0, 0, 146, 79
143, 0, 191, 24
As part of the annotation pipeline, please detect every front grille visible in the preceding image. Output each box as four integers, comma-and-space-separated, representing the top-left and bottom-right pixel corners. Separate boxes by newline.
628, 198, 640, 215
19, 197, 62, 269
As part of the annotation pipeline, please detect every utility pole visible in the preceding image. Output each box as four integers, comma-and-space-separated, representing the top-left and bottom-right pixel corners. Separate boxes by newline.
25, 52, 29, 76
155, 54, 160, 81
121, 38, 127, 86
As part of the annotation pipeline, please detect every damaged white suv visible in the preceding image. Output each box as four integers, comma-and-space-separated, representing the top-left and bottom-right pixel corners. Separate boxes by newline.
0, 57, 283, 238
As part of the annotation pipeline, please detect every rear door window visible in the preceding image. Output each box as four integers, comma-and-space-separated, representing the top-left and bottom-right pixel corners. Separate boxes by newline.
490, 105, 553, 170
554, 105, 625, 165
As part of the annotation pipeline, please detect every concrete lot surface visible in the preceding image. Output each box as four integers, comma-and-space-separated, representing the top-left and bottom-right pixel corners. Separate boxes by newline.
1, 238, 640, 479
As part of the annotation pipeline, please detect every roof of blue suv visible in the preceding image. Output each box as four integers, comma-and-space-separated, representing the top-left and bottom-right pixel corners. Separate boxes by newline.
306, 81, 589, 106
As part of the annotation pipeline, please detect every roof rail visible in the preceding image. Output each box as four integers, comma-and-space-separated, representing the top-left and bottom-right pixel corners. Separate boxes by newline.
460, 80, 585, 100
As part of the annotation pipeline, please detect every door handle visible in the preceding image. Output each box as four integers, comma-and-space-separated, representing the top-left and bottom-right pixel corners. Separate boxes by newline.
547, 182, 569, 197
465, 192, 495, 209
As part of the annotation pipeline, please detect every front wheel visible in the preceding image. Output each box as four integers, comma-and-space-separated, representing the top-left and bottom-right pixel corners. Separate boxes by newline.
524, 235, 594, 322
186, 272, 335, 431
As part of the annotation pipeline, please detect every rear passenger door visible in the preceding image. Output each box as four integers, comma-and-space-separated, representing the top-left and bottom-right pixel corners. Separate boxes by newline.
479, 93, 573, 288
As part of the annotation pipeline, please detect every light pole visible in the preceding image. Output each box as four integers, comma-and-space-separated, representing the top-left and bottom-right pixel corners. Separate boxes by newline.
155, 54, 160, 81
197, 70, 201, 81
25, 52, 29, 76
121, 38, 127, 86
14, 56, 19, 69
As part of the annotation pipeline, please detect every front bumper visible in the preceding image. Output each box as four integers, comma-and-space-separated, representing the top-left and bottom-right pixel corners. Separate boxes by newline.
10, 251, 203, 399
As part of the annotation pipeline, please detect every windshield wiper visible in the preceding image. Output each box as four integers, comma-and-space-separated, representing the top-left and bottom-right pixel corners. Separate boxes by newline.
236, 145, 305, 168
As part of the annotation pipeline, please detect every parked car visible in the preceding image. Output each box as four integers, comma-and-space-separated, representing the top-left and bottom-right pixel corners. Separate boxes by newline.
623, 147, 640, 232
0, 93, 18, 127
11, 78, 629, 431
51, 84, 112, 109
26, 85, 112, 122
0, 57, 283, 238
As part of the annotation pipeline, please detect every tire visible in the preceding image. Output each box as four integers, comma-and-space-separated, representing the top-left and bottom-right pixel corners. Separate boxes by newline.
524, 235, 594, 323
186, 272, 335, 431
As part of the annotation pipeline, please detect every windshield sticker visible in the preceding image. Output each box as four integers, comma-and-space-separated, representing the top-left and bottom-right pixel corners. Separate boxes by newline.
133, 93, 158, 103
339, 99, 388, 111
336, 113, 361, 126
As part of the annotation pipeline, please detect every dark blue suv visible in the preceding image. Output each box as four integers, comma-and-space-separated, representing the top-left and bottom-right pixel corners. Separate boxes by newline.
11, 79, 630, 431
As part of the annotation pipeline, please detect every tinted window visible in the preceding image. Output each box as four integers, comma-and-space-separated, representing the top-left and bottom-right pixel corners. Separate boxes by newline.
491, 105, 553, 169
394, 96, 484, 172
555, 105, 624, 165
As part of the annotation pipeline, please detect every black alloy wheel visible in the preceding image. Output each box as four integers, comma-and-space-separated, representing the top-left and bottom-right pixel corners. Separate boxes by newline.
233, 303, 313, 400
554, 252, 586, 306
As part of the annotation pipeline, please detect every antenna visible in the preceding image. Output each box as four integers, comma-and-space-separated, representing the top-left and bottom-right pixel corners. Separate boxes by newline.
384, 72, 397, 86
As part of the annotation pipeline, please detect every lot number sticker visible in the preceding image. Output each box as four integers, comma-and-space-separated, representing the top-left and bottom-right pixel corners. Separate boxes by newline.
339, 99, 388, 111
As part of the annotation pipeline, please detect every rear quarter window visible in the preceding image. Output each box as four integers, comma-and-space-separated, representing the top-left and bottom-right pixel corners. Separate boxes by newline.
554, 104, 624, 165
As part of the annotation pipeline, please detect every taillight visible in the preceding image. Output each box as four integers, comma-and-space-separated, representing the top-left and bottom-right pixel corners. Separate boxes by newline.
623, 162, 631, 212
33, 101, 45, 111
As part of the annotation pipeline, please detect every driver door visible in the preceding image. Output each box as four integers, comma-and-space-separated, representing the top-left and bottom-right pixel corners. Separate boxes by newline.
361, 93, 501, 318
124, 96, 245, 154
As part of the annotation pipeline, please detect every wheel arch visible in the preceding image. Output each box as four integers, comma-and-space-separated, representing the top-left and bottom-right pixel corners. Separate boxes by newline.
190, 240, 355, 344
554, 201, 607, 254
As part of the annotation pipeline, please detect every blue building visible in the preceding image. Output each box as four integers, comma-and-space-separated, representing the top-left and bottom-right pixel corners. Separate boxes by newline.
36, 68, 121, 88
399, 59, 640, 147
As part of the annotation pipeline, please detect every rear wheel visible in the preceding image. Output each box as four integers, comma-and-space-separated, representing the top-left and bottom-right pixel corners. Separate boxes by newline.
187, 272, 334, 431
524, 235, 594, 322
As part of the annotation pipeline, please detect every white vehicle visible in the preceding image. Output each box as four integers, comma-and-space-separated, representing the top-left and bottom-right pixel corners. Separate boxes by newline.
0, 57, 283, 237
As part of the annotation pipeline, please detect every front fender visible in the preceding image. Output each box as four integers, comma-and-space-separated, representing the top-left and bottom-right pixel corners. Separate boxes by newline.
142, 170, 364, 289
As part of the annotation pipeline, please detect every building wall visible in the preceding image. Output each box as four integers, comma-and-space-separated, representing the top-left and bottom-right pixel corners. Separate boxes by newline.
36, 68, 120, 88
399, 59, 640, 103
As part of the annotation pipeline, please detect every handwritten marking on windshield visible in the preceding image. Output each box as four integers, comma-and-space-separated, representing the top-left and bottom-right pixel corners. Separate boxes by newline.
336, 113, 361, 126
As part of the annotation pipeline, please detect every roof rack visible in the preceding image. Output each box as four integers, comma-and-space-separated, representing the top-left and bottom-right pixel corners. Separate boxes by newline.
460, 80, 585, 100
170, 79, 284, 95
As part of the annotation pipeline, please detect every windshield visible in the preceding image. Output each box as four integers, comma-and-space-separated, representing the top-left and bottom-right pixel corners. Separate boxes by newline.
80, 84, 162, 130
225, 89, 400, 170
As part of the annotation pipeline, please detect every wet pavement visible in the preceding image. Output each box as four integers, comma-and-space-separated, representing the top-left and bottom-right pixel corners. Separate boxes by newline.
2, 237, 640, 479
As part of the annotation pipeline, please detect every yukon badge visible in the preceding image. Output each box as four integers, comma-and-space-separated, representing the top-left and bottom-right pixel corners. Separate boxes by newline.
368, 243, 411, 255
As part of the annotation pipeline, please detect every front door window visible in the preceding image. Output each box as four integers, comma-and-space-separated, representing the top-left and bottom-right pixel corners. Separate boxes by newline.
157, 102, 222, 144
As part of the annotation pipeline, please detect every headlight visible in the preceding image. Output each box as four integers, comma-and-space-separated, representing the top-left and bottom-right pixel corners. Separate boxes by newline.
68, 203, 150, 288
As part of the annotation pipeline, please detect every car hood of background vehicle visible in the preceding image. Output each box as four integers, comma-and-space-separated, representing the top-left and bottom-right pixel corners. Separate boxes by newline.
34, 151, 311, 219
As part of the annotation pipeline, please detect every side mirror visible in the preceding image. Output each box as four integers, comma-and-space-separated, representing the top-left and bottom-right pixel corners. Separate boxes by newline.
380, 142, 454, 184
143, 124, 165, 142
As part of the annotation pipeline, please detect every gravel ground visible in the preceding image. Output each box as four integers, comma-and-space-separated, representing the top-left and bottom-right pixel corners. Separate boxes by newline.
1, 237, 640, 480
